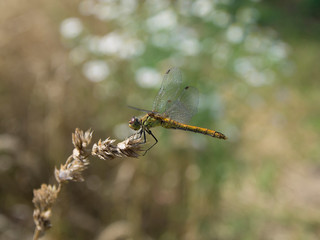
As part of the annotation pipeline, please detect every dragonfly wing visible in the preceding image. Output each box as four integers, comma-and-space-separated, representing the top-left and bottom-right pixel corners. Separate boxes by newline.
165, 86, 199, 124
127, 105, 151, 113
152, 68, 183, 113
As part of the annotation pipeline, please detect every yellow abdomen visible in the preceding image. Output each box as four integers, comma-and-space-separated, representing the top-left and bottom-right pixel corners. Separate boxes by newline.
160, 118, 227, 140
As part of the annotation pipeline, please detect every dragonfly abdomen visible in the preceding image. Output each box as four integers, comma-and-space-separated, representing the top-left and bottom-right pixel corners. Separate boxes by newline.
161, 119, 227, 140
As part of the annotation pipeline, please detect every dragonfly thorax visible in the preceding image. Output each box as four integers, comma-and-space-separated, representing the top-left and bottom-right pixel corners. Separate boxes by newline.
129, 116, 141, 130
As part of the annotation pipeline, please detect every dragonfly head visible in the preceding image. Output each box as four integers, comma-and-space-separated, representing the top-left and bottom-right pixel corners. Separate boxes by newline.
129, 116, 141, 131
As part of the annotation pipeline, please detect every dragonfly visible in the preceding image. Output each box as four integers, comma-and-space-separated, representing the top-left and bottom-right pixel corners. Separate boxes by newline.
129, 68, 227, 154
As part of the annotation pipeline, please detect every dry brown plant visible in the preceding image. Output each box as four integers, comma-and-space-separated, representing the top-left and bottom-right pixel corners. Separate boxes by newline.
32, 128, 143, 240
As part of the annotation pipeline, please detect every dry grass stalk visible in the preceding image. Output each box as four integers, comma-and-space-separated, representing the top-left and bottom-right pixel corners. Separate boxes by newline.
92, 132, 143, 160
55, 128, 92, 184
32, 184, 60, 239
32, 128, 143, 240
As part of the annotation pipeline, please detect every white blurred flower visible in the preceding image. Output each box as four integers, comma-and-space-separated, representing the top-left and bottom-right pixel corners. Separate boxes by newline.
98, 32, 144, 58
99, 32, 123, 55
135, 67, 162, 88
234, 57, 255, 77
226, 25, 244, 44
191, 0, 213, 17
234, 58, 274, 86
118, 39, 145, 59
211, 10, 230, 28
177, 38, 200, 56
171, 27, 199, 51
83, 60, 110, 82
245, 70, 269, 87
268, 42, 288, 62
145, 0, 170, 13
146, 9, 177, 32
92, 0, 137, 20
60, 18, 83, 39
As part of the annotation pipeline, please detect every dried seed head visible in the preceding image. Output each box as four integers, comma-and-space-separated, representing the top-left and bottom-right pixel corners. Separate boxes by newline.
92, 133, 143, 161
72, 128, 93, 159
32, 184, 59, 232
33, 209, 52, 232
33, 184, 59, 210
118, 134, 144, 158
54, 128, 93, 183
55, 156, 89, 183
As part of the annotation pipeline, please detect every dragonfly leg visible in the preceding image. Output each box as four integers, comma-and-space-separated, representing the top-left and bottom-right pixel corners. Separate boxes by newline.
140, 128, 147, 144
142, 129, 158, 156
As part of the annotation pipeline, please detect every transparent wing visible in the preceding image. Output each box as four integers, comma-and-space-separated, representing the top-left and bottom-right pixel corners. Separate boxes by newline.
152, 68, 183, 113
165, 86, 199, 124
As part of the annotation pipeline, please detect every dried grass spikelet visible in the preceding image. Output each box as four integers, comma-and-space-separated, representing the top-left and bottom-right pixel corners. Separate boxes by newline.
55, 128, 93, 183
92, 132, 143, 160
72, 128, 93, 161
33, 184, 60, 234
54, 156, 89, 183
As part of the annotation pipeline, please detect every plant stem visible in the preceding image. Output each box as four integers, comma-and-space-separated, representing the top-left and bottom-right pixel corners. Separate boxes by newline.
33, 228, 40, 240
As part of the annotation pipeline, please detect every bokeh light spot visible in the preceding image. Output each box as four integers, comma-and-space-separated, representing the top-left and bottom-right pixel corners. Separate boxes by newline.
60, 18, 83, 39
135, 67, 162, 88
83, 60, 110, 82
226, 25, 244, 44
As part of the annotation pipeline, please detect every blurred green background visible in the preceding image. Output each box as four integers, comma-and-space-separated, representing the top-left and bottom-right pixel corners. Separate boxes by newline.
1, 0, 320, 239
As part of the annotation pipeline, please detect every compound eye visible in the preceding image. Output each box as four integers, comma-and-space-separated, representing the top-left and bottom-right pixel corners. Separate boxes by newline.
129, 117, 141, 130
129, 117, 135, 124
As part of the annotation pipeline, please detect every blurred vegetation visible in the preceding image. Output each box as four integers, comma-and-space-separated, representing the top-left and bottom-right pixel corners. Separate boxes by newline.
0, 0, 320, 239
